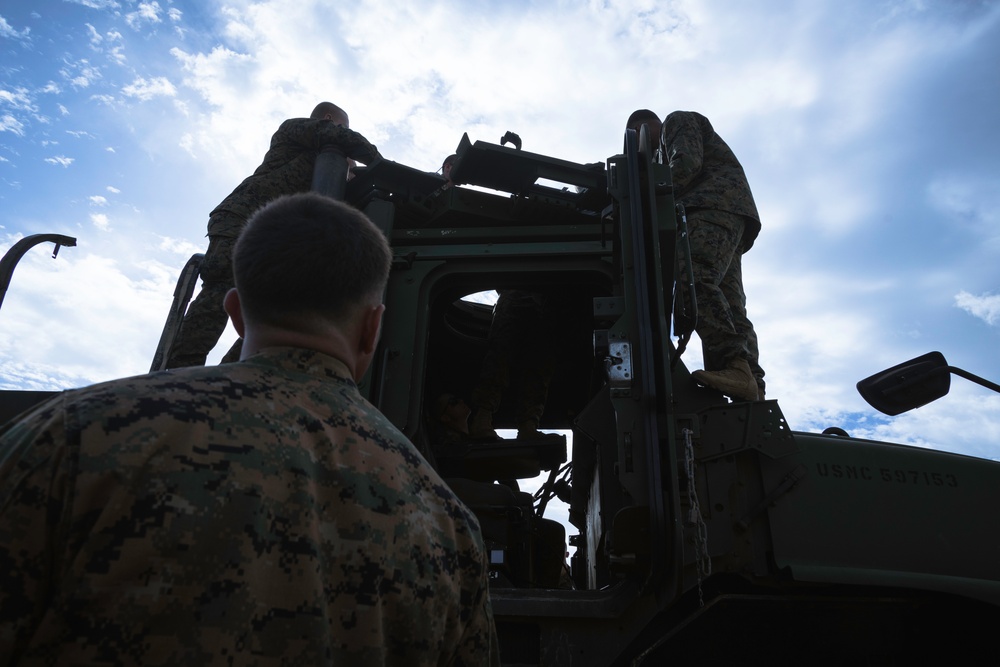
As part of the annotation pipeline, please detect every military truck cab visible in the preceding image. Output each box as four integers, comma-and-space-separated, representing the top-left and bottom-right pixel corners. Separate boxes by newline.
343, 129, 1000, 665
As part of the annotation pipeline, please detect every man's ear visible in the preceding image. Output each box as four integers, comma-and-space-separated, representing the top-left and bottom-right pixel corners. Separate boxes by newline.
223, 288, 246, 337
359, 303, 385, 355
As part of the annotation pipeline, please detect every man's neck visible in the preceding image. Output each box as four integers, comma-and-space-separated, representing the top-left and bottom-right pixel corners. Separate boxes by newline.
242, 324, 360, 379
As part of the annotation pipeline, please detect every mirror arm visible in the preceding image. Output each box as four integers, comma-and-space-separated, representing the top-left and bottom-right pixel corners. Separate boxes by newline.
949, 366, 1000, 396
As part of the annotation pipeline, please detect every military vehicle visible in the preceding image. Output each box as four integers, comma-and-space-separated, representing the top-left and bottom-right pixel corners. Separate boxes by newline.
3, 127, 999, 665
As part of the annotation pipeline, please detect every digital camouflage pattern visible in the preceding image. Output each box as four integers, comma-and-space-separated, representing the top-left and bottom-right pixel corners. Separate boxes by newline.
0, 347, 499, 666
661, 110, 761, 251
166, 231, 239, 368
680, 209, 764, 390
166, 118, 381, 369
661, 111, 765, 392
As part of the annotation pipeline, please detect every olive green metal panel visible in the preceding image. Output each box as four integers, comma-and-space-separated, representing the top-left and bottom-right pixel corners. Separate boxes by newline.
764, 433, 1000, 604
0, 390, 57, 425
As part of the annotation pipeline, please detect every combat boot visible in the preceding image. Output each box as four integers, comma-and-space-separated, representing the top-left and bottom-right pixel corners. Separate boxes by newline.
469, 408, 500, 440
692, 358, 759, 402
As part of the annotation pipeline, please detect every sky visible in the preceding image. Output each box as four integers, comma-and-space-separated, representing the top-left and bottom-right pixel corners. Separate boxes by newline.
2, 0, 1000, 465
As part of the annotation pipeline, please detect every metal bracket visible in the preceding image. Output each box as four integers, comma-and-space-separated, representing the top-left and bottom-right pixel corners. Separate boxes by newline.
736, 464, 808, 531
606, 340, 633, 389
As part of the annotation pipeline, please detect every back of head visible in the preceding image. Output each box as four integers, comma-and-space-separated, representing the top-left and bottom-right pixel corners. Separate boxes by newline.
310, 101, 348, 124
234, 193, 391, 331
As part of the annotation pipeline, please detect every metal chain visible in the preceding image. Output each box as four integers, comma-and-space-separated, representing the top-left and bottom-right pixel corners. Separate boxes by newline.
683, 428, 711, 607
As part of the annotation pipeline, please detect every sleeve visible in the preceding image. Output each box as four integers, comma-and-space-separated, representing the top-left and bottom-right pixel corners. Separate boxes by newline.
0, 397, 72, 664
450, 547, 501, 667
661, 111, 704, 192
277, 118, 382, 164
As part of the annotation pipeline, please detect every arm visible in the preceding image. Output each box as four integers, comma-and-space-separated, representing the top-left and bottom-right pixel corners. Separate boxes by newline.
661, 111, 705, 192
450, 547, 501, 667
277, 118, 382, 164
0, 398, 69, 664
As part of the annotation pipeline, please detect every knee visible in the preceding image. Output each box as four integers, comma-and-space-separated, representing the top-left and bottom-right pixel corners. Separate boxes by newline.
199, 238, 235, 285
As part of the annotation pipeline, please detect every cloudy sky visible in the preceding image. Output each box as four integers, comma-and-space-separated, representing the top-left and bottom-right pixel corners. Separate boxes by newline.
2, 0, 1000, 462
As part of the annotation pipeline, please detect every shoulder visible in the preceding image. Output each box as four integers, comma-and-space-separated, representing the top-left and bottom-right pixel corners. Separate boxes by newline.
342, 403, 479, 521
12, 366, 261, 437
664, 110, 711, 128
270, 117, 321, 142
275, 117, 313, 130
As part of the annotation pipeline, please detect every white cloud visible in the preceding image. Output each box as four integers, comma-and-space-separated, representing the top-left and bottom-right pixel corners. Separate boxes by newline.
60, 60, 102, 89
126, 2, 164, 30
121, 76, 177, 101
158, 235, 202, 256
0, 87, 33, 109
0, 247, 178, 385
0, 114, 25, 136
168, 8, 182, 22
0, 361, 92, 392
58, 104, 69, 115
0, 16, 30, 40
90, 213, 110, 230
85, 23, 102, 46
851, 383, 1000, 462
89, 195, 108, 206
106, 30, 126, 64
81, 22, 127, 64
955, 291, 1000, 326
178, 132, 196, 158
44, 155, 74, 167
63, 0, 121, 8
106, 185, 121, 193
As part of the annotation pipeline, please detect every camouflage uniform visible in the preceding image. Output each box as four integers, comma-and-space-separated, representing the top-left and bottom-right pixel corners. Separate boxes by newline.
0, 347, 499, 666
165, 120, 381, 369
663, 111, 765, 393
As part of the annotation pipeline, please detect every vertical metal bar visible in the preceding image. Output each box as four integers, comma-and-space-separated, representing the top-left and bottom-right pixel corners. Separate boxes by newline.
311, 146, 348, 200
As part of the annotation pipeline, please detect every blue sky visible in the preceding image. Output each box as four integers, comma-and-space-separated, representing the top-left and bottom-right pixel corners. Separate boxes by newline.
2, 0, 1000, 461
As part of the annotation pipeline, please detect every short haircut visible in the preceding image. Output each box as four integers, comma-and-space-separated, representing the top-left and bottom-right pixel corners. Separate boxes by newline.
626, 109, 661, 130
310, 101, 347, 120
442, 154, 457, 169
234, 193, 392, 330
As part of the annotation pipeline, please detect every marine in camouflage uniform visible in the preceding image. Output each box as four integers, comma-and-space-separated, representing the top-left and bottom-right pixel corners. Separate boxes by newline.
631, 110, 764, 401
165, 102, 381, 369
0, 193, 499, 666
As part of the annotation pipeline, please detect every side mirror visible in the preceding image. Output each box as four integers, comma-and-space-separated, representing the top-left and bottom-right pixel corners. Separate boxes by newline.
858, 351, 1000, 416
857, 352, 951, 416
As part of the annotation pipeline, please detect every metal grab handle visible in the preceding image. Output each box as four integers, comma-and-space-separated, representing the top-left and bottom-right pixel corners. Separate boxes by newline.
0, 233, 77, 315
311, 145, 348, 200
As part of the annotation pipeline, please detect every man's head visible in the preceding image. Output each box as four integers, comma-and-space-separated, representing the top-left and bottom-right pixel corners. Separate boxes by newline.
626, 109, 661, 144
311, 101, 349, 127
225, 193, 391, 376
432, 393, 470, 433
442, 154, 457, 181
